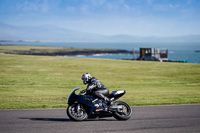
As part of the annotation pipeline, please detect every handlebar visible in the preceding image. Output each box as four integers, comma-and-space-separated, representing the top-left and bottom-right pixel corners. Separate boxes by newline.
79, 89, 86, 95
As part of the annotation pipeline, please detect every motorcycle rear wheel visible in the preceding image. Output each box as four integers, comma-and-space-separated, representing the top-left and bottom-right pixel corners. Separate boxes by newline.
112, 101, 132, 120
67, 104, 88, 121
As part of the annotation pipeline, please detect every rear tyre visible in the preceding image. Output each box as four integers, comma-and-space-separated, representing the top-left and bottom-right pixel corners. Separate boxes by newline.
113, 101, 132, 120
67, 104, 88, 121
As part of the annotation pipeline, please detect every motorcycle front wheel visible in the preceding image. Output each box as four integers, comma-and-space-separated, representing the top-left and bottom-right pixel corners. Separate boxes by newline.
67, 103, 88, 121
112, 101, 132, 120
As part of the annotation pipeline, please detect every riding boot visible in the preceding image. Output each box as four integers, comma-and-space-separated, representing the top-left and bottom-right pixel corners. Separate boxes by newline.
98, 93, 111, 105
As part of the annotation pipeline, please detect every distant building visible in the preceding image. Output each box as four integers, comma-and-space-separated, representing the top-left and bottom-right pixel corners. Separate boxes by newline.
139, 48, 168, 62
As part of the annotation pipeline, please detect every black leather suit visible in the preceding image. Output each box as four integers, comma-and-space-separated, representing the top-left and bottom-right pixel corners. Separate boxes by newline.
86, 77, 109, 102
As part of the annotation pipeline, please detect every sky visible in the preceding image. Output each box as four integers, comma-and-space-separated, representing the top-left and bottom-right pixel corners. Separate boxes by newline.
0, 0, 200, 36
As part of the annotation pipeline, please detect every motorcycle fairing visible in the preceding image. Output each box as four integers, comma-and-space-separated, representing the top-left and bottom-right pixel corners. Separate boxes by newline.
75, 95, 95, 115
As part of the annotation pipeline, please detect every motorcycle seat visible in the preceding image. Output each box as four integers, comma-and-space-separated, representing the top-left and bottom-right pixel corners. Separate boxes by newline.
108, 90, 126, 100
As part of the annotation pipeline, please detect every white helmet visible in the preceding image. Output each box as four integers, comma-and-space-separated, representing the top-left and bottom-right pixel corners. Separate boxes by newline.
81, 73, 92, 85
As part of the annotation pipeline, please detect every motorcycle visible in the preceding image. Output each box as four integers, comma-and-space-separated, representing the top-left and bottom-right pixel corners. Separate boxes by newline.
66, 88, 132, 121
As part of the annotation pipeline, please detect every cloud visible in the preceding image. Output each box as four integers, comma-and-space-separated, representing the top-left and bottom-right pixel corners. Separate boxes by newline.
66, 6, 76, 13
18, 1, 39, 12
80, 5, 90, 14
146, 0, 155, 5
169, 4, 180, 9
187, 0, 192, 5
88, 0, 106, 6
14, 0, 50, 13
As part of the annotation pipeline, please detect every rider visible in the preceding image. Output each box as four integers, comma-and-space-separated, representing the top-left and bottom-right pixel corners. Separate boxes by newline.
81, 73, 111, 104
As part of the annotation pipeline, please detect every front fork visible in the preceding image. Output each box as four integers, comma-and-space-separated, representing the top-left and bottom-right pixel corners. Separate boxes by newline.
77, 103, 81, 111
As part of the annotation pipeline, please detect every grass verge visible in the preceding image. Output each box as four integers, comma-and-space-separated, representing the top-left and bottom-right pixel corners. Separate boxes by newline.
0, 53, 200, 109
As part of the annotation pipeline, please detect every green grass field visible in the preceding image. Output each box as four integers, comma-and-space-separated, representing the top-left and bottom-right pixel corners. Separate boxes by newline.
0, 53, 200, 109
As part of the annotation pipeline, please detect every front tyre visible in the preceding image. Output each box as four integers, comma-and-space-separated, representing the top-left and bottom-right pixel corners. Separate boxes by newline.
67, 104, 88, 121
113, 101, 132, 120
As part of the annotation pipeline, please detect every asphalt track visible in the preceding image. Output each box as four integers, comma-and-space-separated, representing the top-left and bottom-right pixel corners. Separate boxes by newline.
0, 104, 200, 133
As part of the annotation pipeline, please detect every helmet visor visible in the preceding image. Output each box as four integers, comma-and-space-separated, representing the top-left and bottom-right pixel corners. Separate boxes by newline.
83, 79, 87, 84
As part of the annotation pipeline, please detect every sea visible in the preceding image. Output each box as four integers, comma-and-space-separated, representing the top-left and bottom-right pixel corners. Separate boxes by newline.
1, 42, 200, 64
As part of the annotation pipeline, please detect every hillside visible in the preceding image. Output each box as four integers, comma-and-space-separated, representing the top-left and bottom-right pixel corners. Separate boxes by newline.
1, 21, 200, 42
0, 45, 132, 56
